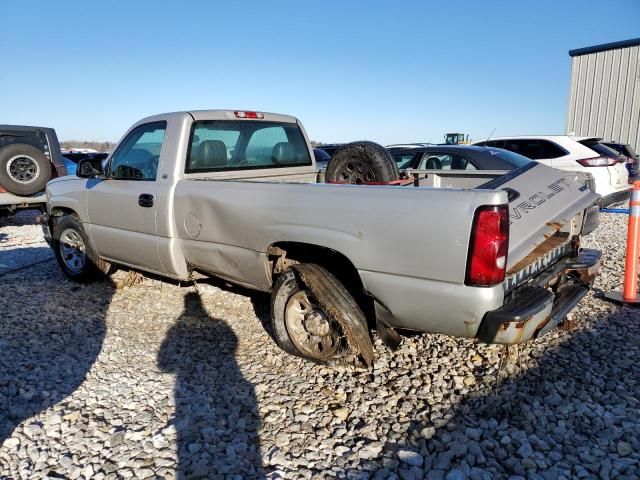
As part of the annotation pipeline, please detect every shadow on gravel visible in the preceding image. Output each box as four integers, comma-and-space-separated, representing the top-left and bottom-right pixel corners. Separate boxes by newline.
198, 275, 276, 344
380, 310, 640, 478
0, 267, 112, 446
158, 291, 263, 478
0, 246, 53, 276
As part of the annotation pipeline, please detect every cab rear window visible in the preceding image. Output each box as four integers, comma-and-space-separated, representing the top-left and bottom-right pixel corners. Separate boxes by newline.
186, 120, 311, 172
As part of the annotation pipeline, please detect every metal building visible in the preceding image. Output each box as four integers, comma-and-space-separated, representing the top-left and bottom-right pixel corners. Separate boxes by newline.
567, 38, 640, 154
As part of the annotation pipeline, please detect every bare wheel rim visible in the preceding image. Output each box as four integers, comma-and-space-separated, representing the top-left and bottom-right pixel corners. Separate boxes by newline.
59, 228, 86, 274
7, 155, 40, 184
284, 290, 342, 359
338, 159, 376, 184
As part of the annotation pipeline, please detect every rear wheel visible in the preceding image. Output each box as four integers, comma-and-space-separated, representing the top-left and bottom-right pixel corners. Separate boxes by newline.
0, 144, 52, 195
52, 214, 111, 282
271, 265, 372, 364
325, 141, 399, 184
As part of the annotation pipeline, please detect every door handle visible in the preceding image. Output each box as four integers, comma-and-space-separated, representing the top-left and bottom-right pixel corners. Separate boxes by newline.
138, 193, 154, 208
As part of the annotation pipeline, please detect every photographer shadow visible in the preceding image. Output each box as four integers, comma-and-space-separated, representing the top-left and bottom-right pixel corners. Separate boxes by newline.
158, 290, 263, 478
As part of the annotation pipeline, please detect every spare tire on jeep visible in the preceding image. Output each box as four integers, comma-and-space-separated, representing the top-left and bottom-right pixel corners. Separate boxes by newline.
0, 143, 52, 195
325, 141, 400, 184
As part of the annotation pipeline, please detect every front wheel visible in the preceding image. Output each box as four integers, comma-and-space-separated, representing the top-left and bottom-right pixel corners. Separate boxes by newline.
52, 215, 111, 282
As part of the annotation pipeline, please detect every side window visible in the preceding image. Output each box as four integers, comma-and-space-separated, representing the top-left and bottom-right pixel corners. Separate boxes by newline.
108, 122, 166, 180
450, 154, 477, 170
419, 154, 447, 169
540, 140, 567, 159
510, 140, 544, 159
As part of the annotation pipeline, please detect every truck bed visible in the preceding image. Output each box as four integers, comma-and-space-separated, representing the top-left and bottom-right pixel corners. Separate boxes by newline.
168, 162, 598, 337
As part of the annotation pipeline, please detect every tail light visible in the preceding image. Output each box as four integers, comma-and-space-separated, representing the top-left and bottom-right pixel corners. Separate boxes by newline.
466, 205, 509, 286
234, 111, 264, 119
576, 156, 618, 167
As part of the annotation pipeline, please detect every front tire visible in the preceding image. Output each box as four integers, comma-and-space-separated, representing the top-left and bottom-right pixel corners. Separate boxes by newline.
52, 215, 111, 282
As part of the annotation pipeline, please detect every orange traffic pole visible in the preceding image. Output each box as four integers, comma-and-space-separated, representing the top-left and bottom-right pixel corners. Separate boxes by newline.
605, 180, 640, 306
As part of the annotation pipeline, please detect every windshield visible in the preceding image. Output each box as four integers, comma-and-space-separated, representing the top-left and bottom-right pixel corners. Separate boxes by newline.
389, 150, 422, 169
186, 120, 311, 172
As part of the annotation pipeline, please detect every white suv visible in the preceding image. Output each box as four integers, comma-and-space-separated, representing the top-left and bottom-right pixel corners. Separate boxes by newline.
472, 136, 629, 206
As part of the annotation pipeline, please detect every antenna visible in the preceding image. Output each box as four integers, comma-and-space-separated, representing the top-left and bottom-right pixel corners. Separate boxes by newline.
485, 128, 496, 143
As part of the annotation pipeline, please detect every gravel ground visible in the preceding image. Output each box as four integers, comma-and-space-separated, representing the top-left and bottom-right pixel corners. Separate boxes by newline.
0, 210, 638, 480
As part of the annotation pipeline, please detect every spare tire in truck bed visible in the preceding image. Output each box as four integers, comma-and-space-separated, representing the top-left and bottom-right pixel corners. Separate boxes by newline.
325, 141, 400, 184
0, 143, 52, 195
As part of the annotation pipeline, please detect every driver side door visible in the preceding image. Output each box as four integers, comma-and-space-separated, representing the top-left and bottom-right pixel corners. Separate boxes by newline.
86, 121, 166, 274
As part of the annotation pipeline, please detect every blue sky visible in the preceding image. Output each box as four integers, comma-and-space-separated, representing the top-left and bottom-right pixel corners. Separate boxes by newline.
1, 0, 639, 144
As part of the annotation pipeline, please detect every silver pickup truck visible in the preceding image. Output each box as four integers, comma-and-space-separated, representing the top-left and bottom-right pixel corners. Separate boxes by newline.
41, 110, 601, 365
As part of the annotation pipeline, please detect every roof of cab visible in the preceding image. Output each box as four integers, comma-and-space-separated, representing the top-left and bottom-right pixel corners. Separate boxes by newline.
136, 110, 299, 125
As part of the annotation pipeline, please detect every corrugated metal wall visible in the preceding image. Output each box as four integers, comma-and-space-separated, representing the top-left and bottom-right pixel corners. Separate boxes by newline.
567, 44, 640, 154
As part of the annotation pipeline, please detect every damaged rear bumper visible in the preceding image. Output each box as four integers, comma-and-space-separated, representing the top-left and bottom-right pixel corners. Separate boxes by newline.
476, 248, 601, 344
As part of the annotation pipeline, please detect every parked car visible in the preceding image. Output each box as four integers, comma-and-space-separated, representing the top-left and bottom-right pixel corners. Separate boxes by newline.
472, 136, 629, 207
62, 151, 109, 176
387, 145, 533, 171
315, 143, 345, 158
42, 110, 600, 366
0, 125, 67, 216
385, 142, 433, 149
313, 148, 331, 170
603, 141, 639, 178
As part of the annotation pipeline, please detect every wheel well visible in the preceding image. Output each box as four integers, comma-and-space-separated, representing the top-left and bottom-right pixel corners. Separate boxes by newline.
49, 207, 78, 230
267, 242, 374, 323
51, 207, 76, 217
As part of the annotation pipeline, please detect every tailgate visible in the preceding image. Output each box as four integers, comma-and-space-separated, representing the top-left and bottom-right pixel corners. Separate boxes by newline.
480, 163, 599, 271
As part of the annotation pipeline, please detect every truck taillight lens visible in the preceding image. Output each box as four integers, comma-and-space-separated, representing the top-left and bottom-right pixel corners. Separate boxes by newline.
577, 156, 617, 167
466, 205, 509, 286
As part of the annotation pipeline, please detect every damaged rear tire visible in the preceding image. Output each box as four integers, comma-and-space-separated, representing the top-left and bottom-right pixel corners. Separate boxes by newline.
270, 264, 373, 365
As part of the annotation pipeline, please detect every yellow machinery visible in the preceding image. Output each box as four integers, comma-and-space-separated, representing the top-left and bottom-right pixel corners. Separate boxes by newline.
444, 133, 470, 145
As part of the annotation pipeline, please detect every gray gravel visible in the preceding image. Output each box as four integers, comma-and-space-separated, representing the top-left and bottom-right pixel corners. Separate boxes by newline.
0, 209, 638, 479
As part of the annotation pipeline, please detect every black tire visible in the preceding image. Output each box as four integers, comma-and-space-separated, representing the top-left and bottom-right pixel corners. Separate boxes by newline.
325, 141, 400, 184
270, 264, 372, 364
0, 144, 52, 195
52, 214, 111, 282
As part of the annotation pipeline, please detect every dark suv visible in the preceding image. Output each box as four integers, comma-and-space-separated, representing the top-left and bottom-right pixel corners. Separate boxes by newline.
0, 125, 67, 196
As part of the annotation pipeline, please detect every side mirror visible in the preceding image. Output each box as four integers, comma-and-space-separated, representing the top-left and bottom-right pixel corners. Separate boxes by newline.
76, 158, 105, 178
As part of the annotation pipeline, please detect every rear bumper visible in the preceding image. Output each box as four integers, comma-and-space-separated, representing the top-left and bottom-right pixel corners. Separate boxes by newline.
476, 248, 601, 344
0, 191, 47, 211
600, 189, 630, 207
